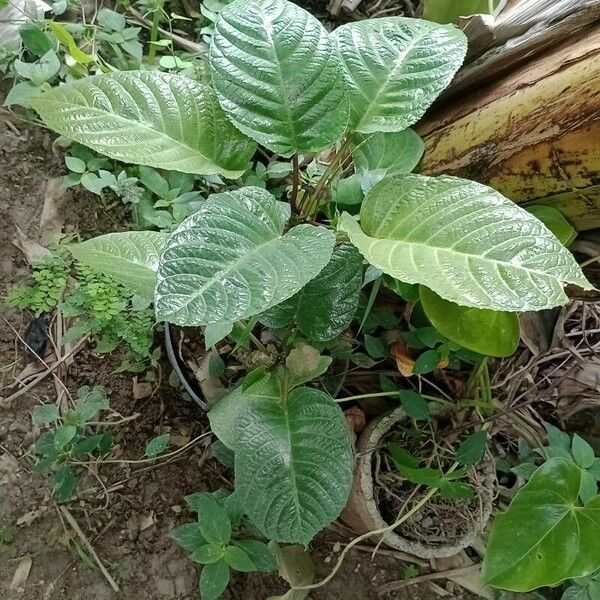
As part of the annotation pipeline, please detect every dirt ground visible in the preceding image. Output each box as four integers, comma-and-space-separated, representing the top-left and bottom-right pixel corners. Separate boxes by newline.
0, 124, 481, 600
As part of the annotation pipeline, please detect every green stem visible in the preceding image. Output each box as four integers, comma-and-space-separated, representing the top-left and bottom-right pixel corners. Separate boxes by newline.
334, 390, 453, 408
304, 137, 352, 216
293, 462, 459, 591
147, 7, 163, 61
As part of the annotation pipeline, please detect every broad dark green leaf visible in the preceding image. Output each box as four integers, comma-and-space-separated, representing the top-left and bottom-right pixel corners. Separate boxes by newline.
419, 286, 520, 357
260, 244, 363, 342
156, 187, 335, 325
398, 390, 429, 420
483, 458, 600, 591
191, 544, 225, 565
32, 71, 256, 177
456, 431, 487, 466
223, 545, 256, 572
572, 435, 595, 469
200, 559, 230, 600
171, 522, 207, 553
208, 373, 279, 450
193, 493, 232, 546
234, 540, 277, 572
210, 0, 348, 156
339, 174, 592, 312
332, 18, 467, 133
235, 387, 353, 545
53, 465, 76, 502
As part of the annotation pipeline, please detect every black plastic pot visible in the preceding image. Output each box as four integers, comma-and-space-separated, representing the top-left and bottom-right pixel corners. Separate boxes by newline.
164, 323, 208, 411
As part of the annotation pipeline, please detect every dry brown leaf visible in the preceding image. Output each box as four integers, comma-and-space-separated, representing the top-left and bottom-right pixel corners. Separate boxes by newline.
10, 556, 32, 591
390, 340, 414, 376
13, 224, 50, 264
132, 377, 153, 400
39, 177, 66, 245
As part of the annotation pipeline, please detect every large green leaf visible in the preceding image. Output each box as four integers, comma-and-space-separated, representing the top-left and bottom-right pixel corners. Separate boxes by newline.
69, 231, 168, 299
338, 174, 592, 312
209, 0, 348, 156
31, 71, 256, 177
332, 18, 467, 133
155, 187, 335, 325
351, 129, 424, 178
235, 386, 353, 545
419, 286, 519, 357
208, 373, 279, 450
483, 458, 600, 591
260, 244, 363, 342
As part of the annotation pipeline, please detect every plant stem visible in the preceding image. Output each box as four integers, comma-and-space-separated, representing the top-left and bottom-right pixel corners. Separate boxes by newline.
293, 462, 459, 592
305, 137, 352, 216
334, 390, 453, 408
290, 154, 300, 212
147, 6, 163, 61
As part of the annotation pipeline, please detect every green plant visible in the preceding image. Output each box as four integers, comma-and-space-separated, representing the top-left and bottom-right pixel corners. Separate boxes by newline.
171, 490, 276, 600
29, 0, 593, 595
562, 571, 600, 600
0, 524, 15, 550
483, 426, 600, 592
30, 386, 114, 501
8, 255, 69, 316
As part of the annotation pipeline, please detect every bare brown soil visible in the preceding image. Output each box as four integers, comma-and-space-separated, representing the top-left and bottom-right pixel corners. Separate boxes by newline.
0, 124, 479, 600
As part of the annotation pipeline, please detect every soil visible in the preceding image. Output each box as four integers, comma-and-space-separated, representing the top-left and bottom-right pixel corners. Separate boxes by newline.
0, 123, 480, 600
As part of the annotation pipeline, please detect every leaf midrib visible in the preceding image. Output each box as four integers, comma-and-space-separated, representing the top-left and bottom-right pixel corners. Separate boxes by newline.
36, 95, 217, 169
355, 220, 566, 282
163, 228, 287, 315
354, 24, 429, 130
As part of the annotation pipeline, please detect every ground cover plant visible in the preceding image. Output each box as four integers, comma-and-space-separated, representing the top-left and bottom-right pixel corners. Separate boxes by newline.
4, 0, 598, 597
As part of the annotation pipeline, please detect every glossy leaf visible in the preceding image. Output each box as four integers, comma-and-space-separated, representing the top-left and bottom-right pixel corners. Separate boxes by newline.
526, 205, 577, 246
208, 373, 279, 450
483, 458, 600, 591
31, 71, 256, 177
69, 231, 168, 299
419, 286, 519, 357
155, 187, 335, 325
210, 0, 348, 156
260, 244, 363, 342
351, 129, 424, 181
339, 174, 592, 312
572, 435, 595, 469
332, 18, 467, 133
235, 387, 353, 545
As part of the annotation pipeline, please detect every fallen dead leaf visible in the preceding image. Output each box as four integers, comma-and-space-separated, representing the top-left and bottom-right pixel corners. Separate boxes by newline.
10, 556, 32, 592
390, 340, 414, 377
132, 377, 153, 400
139, 511, 156, 531
39, 177, 66, 245
16, 506, 47, 526
13, 224, 50, 264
